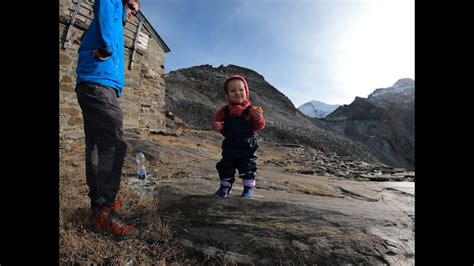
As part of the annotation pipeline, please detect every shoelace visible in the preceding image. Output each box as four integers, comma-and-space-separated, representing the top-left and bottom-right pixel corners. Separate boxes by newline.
108, 209, 128, 227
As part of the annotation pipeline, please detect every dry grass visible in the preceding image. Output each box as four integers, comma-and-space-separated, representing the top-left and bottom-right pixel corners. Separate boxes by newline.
58, 132, 255, 265
59, 172, 248, 265
59, 167, 201, 264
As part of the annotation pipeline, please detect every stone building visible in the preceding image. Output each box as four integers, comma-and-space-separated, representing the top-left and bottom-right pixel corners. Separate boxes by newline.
59, 0, 170, 141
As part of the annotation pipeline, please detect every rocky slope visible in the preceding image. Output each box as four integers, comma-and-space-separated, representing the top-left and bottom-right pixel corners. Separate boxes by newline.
126, 128, 415, 264
164, 64, 378, 163
315, 79, 415, 170
59, 109, 415, 264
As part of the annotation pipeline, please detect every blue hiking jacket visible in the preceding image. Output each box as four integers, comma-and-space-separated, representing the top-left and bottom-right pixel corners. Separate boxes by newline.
76, 0, 125, 96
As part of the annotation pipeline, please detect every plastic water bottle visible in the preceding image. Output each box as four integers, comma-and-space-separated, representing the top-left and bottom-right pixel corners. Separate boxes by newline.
136, 150, 147, 180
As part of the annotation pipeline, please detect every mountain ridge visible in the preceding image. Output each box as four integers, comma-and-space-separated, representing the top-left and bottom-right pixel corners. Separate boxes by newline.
316, 78, 414, 170
164, 64, 378, 163
298, 100, 341, 118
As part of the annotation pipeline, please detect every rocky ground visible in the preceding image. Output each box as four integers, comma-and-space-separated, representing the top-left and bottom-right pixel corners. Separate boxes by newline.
60, 125, 414, 265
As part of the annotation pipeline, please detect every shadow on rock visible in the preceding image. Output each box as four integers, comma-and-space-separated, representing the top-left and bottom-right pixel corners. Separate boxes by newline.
156, 189, 392, 265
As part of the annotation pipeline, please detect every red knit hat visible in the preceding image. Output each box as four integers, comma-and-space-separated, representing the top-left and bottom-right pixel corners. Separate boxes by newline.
223, 75, 250, 100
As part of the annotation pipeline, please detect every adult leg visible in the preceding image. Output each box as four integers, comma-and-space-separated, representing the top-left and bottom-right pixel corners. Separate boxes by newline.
76, 83, 128, 214
83, 121, 100, 213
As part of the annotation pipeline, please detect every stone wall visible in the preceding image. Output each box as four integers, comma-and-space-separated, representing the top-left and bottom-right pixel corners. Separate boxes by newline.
59, 0, 167, 141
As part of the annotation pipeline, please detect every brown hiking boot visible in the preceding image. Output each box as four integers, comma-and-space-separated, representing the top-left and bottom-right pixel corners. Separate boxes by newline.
93, 205, 139, 240
114, 197, 122, 209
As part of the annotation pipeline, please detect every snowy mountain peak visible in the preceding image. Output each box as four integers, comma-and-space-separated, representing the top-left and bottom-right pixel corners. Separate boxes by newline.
393, 78, 414, 89
298, 100, 341, 118
368, 78, 414, 101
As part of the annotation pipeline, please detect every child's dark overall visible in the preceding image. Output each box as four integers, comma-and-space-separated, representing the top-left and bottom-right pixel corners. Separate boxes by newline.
215, 105, 259, 198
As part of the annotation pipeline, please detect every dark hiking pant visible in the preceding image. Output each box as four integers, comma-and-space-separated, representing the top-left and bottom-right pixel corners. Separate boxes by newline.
75, 82, 127, 215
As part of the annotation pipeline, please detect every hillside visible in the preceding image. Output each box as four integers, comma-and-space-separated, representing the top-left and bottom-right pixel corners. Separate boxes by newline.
315, 79, 415, 170
164, 64, 377, 163
59, 126, 414, 264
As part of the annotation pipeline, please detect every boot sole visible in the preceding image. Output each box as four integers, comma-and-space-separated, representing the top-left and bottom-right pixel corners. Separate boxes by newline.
115, 229, 139, 241
91, 223, 139, 241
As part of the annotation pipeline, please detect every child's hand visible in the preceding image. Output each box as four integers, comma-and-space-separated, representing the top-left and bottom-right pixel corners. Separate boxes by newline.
213, 121, 224, 132
250, 106, 264, 122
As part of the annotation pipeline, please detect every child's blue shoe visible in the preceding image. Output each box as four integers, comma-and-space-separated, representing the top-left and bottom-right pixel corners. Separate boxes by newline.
241, 186, 255, 199
214, 184, 232, 197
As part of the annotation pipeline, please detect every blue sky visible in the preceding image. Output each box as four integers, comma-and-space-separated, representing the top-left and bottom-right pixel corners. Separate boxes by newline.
140, 0, 414, 107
